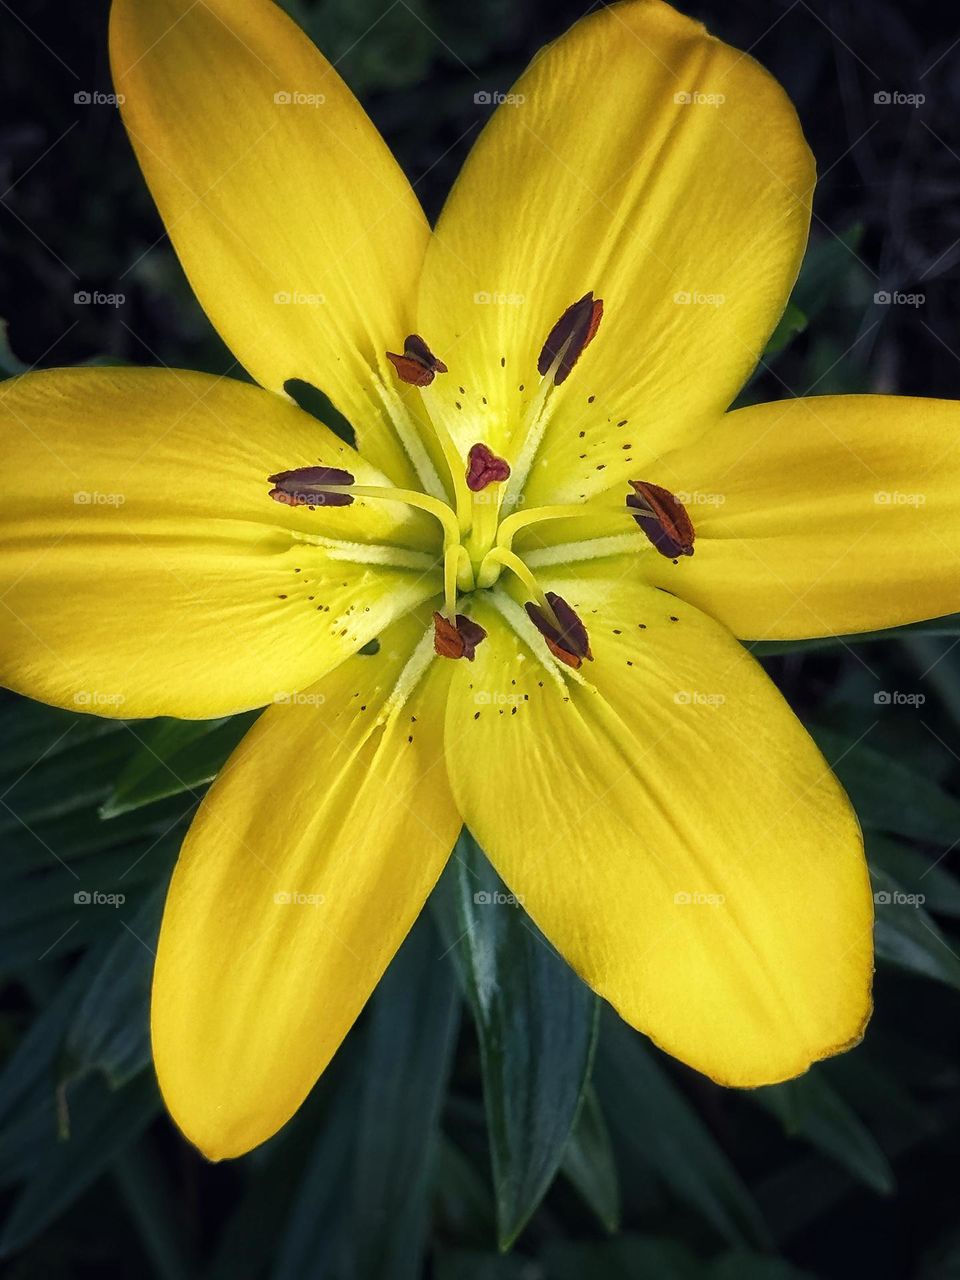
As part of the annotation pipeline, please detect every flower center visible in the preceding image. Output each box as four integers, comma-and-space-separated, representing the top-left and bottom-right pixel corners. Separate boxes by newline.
266, 295, 696, 667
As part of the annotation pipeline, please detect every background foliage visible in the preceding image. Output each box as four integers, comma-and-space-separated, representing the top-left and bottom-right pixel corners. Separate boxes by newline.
2, 0, 960, 1276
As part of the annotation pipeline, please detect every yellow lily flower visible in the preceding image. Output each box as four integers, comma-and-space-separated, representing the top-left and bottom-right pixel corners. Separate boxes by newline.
2, 0, 958, 1161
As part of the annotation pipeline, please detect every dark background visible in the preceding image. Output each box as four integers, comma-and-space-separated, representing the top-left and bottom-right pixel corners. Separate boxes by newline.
2, 2, 960, 1277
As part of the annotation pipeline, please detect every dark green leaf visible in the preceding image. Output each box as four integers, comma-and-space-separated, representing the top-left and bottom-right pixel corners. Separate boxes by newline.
764, 302, 807, 357
868, 836, 960, 918
754, 1070, 894, 1194
432, 831, 599, 1247
0, 319, 28, 376
596, 1014, 768, 1248
62, 886, 164, 1087
0, 1071, 161, 1257
101, 713, 257, 818
812, 727, 960, 845
350, 912, 460, 1280
748, 613, 960, 658
872, 868, 960, 991
560, 1085, 620, 1231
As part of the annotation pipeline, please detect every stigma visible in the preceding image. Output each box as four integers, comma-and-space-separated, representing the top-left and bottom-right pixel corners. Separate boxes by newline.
466, 442, 510, 492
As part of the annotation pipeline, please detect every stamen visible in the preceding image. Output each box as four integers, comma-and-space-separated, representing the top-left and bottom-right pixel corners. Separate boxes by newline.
266, 468, 461, 548
386, 334, 448, 387
268, 466, 355, 507
433, 612, 487, 661
475, 545, 548, 600
626, 481, 695, 558
537, 292, 603, 386
465, 442, 511, 492
495, 500, 626, 553
504, 290, 603, 506
525, 592, 593, 669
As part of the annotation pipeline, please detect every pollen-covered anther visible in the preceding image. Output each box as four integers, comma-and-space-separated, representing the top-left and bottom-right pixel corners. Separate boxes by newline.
627, 481, 695, 559
267, 466, 355, 507
386, 334, 448, 387
465, 442, 511, 492
537, 291, 603, 386
433, 612, 487, 662
525, 592, 593, 670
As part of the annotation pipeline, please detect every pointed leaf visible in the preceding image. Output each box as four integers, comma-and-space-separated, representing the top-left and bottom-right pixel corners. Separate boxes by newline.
432, 830, 599, 1247
350, 912, 460, 1280
560, 1085, 620, 1231
595, 1013, 768, 1248
101, 713, 257, 817
755, 1069, 894, 1194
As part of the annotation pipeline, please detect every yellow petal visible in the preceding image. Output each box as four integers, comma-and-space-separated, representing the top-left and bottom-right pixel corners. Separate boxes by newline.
152, 610, 458, 1158
110, 0, 433, 489
642, 394, 960, 638
446, 570, 873, 1087
0, 367, 440, 718
417, 0, 813, 502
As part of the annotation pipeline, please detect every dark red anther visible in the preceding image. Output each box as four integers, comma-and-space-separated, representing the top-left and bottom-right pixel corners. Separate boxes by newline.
525, 592, 593, 669
267, 466, 355, 507
386, 334, 448, 387
626, 481, 695, 559
537, 292, 603, 386
433, 612, 487, 662
465, 442, 511, 492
